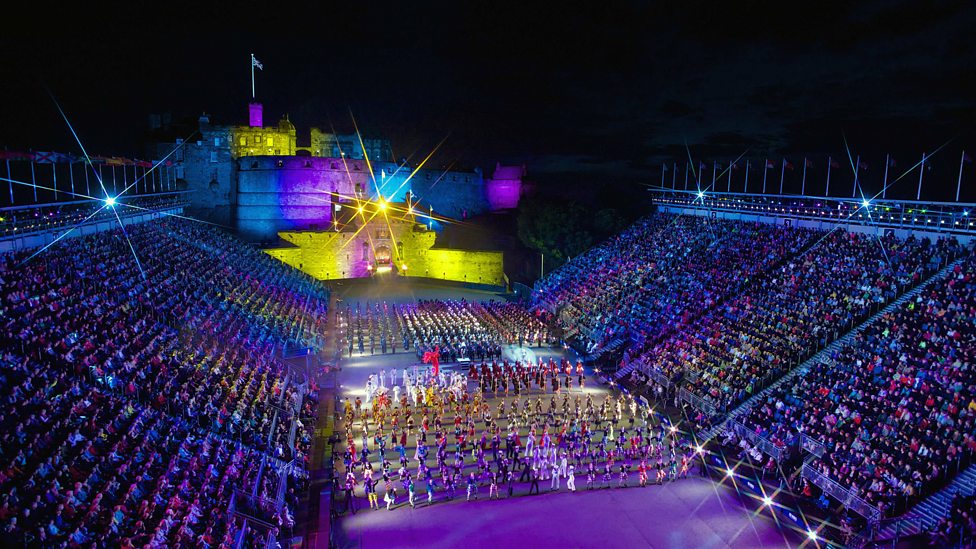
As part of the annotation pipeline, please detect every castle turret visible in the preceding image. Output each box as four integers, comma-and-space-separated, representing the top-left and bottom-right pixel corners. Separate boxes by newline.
248, 102, 263, 127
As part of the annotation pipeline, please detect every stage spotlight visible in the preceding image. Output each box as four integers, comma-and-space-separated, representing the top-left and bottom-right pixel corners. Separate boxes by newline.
695, 445, 704, 454
697, 190, 705, 200
806, 530, 819, 541
762, 495, 773, 507
861, 199, 870, 209
725, 468, 735, 478
105, 196, 117, 207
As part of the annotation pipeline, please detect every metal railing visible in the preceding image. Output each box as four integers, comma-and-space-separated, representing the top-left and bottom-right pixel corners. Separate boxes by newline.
729, 420, 793, 462
800, 434, 827, 458
802, 464, 883, 523
679, 387, 718, 416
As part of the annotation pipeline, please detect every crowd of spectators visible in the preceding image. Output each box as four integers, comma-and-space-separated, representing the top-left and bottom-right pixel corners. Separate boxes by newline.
637, 230, 959, 412
0, 217, 326, 546
741, 252, 975, 517
534, 214, 816, 354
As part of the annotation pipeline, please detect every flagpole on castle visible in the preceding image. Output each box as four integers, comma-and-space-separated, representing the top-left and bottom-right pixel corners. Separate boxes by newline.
250, 53, 264, 99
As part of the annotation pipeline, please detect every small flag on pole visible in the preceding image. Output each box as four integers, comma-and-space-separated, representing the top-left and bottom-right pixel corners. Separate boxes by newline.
251, 54, 263, 70
765, 159, 775, 169
784, 159, 795, 170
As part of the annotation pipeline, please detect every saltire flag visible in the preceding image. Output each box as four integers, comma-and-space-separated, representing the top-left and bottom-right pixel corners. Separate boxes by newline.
33, 151, 60, 163
662, 163, 668, 171
784, 159, 795, 170
252, 54, 264, 70
964, 152, 973, 163
765, 159, 775, 169
887, 157, 897, 168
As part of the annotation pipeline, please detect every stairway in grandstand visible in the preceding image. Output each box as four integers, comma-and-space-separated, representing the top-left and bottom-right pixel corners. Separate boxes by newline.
695, 256, 968, 444
874, 464, 976, 541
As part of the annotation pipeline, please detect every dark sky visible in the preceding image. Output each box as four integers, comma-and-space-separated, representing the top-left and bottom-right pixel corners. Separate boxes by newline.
3, 0, 975, 197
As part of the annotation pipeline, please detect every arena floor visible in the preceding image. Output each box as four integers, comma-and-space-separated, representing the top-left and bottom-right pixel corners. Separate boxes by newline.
328, 278, 804, 548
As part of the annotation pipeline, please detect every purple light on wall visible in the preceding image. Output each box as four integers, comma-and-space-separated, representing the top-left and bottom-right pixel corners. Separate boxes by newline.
486, 163, 525, 210
249, 102, 263, 127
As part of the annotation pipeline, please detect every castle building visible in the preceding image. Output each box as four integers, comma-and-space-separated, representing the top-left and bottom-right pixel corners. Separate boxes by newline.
147, 101, 526, 286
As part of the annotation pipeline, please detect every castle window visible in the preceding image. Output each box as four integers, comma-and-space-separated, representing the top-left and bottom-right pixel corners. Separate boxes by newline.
239, 137, 246, 146
210, 151, 217, 163
214, 137, 221, 146
266, 137, 274, 146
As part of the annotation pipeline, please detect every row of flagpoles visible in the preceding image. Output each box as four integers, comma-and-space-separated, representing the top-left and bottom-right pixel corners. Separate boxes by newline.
662, 151, 973, 202
2, 149, 179, 204
0, 149, 173, 168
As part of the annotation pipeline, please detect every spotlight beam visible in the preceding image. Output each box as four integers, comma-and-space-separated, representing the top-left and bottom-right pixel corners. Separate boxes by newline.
118, 202, 233, 229
116, 131, 196, 198
19, 203, 109, 266
111, 208, 146, 280
48, 90, 110, 198
0, 176, 99, 202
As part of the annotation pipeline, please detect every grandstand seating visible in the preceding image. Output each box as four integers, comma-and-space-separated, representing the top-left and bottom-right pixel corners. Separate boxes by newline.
0, 218, 326, 546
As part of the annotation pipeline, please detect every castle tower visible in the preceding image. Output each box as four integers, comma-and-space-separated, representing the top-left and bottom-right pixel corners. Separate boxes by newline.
248, 102, 263, 127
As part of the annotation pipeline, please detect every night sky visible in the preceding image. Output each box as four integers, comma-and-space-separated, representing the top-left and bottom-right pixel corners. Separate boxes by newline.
3, 1, 975, 197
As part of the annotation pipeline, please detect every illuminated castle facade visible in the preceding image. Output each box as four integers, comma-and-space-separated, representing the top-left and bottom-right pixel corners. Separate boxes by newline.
148, 102, 522, 286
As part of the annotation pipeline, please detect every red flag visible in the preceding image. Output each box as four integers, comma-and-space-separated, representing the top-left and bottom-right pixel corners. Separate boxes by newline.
829, 158, 840, 169
765, 160, 775, 169
805, 158, 814, 168
784, 159, 795, 170
0, 150, 33, 161
422, 346, 441, 376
